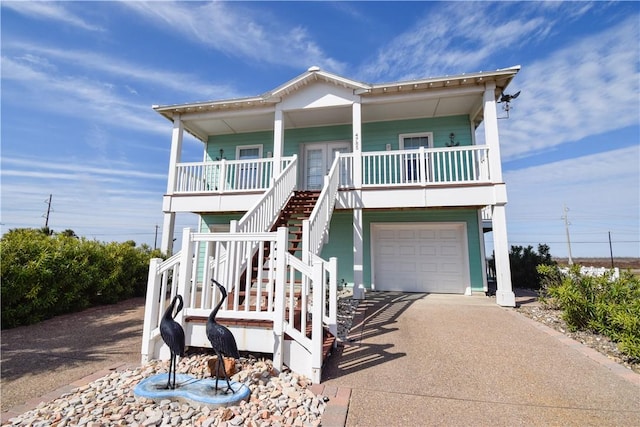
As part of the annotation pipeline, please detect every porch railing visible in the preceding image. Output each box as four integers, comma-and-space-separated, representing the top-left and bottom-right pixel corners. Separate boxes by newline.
173, 156, 295, 194
360, 146, 490, 187
141, 227, 336, 382
302, 155, 340, 259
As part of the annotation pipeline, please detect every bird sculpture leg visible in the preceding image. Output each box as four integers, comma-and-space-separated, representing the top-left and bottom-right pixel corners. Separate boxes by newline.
213, 351, 234, 394
166, 353, 174, 389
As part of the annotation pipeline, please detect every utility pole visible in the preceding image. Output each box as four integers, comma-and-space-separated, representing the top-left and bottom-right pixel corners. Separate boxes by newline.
43, 194, 53, 228
154, 225, 159, 250
608, 231, 614, 268
562, 204, 573, 265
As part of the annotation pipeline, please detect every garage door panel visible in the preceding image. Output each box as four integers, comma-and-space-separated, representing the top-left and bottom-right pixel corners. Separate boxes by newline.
373, 223, 467, 294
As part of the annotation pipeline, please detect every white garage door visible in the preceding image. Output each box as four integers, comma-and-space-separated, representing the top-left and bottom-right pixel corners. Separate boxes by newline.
372, 223, 469, 293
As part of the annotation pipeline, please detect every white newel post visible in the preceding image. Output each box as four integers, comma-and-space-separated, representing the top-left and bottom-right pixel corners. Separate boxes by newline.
310, 259, 324, 383
272, 227, 288, 371
273, 107, 284, 176
352, 100, 362, 189
484, 82, 515, 306
141, 257, 163, 363
176, 228, 194, 319
161, 114, 184, 254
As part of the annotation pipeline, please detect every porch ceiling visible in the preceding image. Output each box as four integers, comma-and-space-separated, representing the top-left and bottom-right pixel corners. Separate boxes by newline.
178, 93, 482, 141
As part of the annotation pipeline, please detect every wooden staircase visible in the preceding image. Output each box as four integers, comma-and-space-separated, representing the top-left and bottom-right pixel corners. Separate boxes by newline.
271, 191, 320, 254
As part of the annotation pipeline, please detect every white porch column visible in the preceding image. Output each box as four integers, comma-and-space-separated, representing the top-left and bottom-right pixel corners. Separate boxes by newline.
352, 100, 362, 189
352, 204, 365, 299
160, 212, 176, 255
483, 82, 503, 183
161, 114, 183, 255
166, 114, 184, 194
273, 106, 284, 176
492, 204, 515, 306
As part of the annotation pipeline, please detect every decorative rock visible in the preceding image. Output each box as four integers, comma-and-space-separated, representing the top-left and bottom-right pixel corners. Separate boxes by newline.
2, 295, 361, 427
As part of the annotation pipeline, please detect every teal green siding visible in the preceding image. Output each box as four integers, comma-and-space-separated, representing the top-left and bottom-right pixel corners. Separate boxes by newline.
320, 211, 354, 286
362, 115, 472, 150
320, 208, 484, 292
205, 116, 472, 159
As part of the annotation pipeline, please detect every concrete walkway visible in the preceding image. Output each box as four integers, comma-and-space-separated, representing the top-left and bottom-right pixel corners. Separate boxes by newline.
1, 297, 145, 416
322, 292, 640, 426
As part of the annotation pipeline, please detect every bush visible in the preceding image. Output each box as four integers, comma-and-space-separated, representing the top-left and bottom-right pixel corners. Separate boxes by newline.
492, 244, 556, 289
538, 264, 640, 360
1, 228, 164, 329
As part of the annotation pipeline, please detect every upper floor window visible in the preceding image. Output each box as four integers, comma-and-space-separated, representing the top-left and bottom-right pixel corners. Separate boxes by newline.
399, 132, 433, 150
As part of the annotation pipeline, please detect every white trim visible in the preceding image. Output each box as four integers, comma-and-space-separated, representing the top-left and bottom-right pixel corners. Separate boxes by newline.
302, 141, 351, 190
236, 144, 263, 159
370, 222, 470, 294
398, 132, 434, 149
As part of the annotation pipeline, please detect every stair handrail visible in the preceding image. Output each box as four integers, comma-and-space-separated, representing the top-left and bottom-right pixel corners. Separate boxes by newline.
302, 155, 340, 260
234, 155, 297, 234
226, 156, 297, 293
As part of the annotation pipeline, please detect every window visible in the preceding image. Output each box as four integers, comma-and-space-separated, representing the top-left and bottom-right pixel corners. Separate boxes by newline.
236, 145, 263, 189
399, 132, 432, 182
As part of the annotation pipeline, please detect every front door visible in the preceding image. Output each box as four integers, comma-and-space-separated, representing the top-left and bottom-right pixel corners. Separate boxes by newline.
303, 142, 350, 190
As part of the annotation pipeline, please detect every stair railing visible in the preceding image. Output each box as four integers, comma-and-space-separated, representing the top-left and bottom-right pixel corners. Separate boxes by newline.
301, 155, 340, 261
226, 155, 297, 291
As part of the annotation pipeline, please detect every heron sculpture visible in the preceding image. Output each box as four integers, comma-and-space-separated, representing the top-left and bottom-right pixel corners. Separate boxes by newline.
159, 294, 185, 389
207, 279, 240, 393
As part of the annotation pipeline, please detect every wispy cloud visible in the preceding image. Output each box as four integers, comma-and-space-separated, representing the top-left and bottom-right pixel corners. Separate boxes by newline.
1, 156, 167, 242
358, 2, 555, 81
1, 1, 105, 32
3, 41, 238, 101
504, 145, 639, 256
500, 16, 640, 160
1, 55, 167, 135
120, 1, 346, 73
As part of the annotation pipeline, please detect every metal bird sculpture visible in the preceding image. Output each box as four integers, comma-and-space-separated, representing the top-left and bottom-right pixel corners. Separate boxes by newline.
160, 294, 185, 389
207, 279, 240, 393
499, 90, 521, 103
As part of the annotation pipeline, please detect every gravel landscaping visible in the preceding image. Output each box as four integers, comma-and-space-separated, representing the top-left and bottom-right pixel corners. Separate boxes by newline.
516, 304, 640, 374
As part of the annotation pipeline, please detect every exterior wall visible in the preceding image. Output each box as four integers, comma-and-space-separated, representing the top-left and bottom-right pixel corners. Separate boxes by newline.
207, 131, 274, 160
319, 211, 354, 286
362, 115, 472, 150
205, 115, 473, 161
356, 208, 484, 292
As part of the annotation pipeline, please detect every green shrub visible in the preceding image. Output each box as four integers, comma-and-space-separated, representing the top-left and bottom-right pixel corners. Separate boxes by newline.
505, 244, 556, 289
538, 264, 640, 360
1, 228, 164, 329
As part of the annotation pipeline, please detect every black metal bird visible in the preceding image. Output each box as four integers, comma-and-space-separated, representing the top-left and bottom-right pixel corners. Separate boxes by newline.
207, 279, 240, 393
160, 294, 185, 389
499, 90, 521, 103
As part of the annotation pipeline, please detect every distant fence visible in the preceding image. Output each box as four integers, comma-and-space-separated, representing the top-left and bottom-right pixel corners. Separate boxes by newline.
560, 266, 620, 280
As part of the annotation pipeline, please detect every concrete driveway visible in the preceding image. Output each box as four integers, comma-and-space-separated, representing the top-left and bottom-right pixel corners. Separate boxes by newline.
322, 292, 640, 426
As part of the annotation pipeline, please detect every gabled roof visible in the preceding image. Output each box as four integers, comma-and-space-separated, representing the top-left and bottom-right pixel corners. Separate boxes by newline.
153, 66, 520, 141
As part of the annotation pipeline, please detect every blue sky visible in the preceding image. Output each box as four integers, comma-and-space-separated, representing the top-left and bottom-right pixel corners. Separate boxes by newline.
1, 1, 638, 258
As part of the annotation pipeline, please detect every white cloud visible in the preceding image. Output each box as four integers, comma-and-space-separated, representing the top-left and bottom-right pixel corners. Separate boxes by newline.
500, 16, 640, 160
3, 41, 238, 101
1, 1, 104, 32
357, 2, 554, 81
503, 145, 640, 257
120, 1, 346, 73
1, 156, 168, 244
1, 55, 167, 135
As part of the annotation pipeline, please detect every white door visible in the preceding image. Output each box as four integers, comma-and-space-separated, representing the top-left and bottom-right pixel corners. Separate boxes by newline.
236, 145, 262, 189
371, 223, 468, 293
303, 142, 350, 190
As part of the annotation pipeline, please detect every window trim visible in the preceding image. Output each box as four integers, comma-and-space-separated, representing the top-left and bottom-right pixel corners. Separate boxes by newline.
398, 132, 433, 150
235, 144, 263, 160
